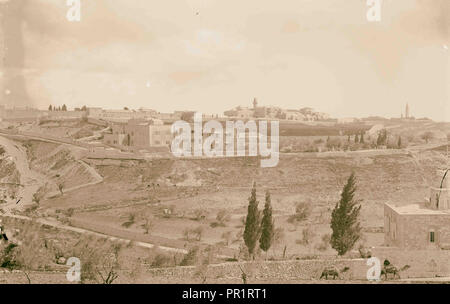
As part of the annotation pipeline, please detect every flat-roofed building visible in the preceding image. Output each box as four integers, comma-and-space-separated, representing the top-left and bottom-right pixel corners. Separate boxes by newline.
103, 119, 172, 148
384, 169, 450, 250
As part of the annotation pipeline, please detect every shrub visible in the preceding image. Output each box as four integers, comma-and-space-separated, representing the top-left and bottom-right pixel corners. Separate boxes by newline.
193, 226, 204, 241
151, 253, 173, 268
180, 246, 200, 266
315, 234, 331, 252
63, 208, 74, 218
192, 208, 209, 221
221, 231, 232, 246
296, 226, 315, 245
287, 202, 311, 223
210, 209, 230, 227
121, 213, 135, 228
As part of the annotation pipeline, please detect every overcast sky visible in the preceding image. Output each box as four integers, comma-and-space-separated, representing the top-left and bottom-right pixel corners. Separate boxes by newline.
4, 0, 450, 120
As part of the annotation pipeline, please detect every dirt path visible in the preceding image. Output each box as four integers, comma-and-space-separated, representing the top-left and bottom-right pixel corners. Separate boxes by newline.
1, 213, 189, 255
0, 136, 47, 212
45, 159, 104, 198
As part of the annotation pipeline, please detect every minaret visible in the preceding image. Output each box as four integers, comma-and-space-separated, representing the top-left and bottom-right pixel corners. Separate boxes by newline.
405, 103, 410, 119
253, 98, 258, 109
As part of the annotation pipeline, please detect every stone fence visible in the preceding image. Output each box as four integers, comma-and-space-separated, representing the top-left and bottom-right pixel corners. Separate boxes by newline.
147, 259, 370, 282
371, 247, 450, 278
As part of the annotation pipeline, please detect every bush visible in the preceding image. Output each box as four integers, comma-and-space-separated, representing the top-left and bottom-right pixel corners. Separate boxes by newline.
0, 243, 19, 269
121, 213, 135, 228
192, 208, 209, 221
193, 226, 203, 241
63, 208, 74, 218
216, 210, 230, 225
296, 226, 315, 245
221, 231, 232, 246
315, 234, 331, 252
150, 253, 173, 268
210, 210, 230, 227
183, 226, 203, 242
287, 202, 311, 223
180, 246, 200, 266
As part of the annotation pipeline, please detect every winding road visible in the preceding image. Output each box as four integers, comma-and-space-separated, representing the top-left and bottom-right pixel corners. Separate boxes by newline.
0, 136, 47, 212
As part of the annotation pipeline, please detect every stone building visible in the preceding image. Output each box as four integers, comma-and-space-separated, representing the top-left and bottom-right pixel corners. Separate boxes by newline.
103, 119, 172, 148
223, 98, 329, 121
87, 107, 157, 122
384, 169, 450, 250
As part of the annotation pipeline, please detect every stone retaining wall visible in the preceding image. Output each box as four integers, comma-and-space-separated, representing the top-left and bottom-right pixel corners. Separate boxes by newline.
147, 259, 369, 282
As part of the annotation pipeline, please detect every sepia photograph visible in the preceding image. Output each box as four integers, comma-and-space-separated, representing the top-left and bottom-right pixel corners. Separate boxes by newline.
0, 0, 449, 297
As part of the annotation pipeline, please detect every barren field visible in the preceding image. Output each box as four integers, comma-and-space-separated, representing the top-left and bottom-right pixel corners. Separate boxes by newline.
33, 144, 447, 260
1, 119, 449, 284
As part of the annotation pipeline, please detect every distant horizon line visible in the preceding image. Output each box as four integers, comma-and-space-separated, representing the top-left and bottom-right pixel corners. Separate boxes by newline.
1, 103, 444, 123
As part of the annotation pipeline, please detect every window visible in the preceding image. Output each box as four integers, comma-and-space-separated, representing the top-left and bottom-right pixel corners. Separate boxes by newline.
430, 231, 435, 243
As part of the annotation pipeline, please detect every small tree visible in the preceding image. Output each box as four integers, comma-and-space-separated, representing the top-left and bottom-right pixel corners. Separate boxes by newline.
57, 183, 64, 195
48, 105, 53, 111
193, 226, 203, 241
215, 209, 230, 227
141, 218, 153, 234
377, 129, 387, 146
300, 226, 315, 245
0, 222, 55, 284
259, 191, 274, 257
397, 136, 402, 148
62, 104, 67, 111
221, 231, 232, 246
272, 227, 285, 257
288, 202, 311, 223
243, 182, 261, 259
354, 134, 359, 143
330, 172, 362, 256
421, 131, 434, 144
72, 236, 123, 284
122, 213, 136, 228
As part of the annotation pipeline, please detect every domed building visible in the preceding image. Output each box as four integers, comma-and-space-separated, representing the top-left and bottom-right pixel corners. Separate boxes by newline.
384, 168, 450, 250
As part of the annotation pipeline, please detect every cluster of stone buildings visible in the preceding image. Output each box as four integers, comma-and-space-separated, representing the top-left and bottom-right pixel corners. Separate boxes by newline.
103, 118, 172, 148
86, 108, 181, 149
85, 107, 188, 123
0, 105, 178, 149
223, 98, 330, 121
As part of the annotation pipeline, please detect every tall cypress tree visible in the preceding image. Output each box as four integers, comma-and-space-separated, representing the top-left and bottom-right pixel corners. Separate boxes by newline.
244, 182, 261, 259
259, 190, 274, 256
330, 172, 362, 256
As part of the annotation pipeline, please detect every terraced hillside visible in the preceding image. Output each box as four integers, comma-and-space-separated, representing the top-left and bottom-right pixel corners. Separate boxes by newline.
35, 147, 447, 259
